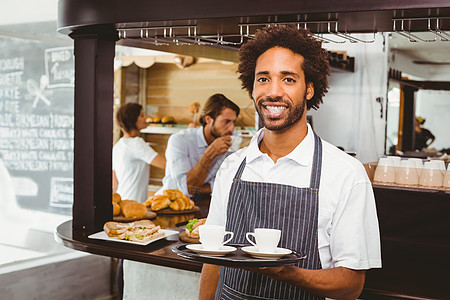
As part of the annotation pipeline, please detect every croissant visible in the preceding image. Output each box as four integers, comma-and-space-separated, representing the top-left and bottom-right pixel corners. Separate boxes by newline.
169, 198, 186, 211
144, 195, 169, 207
163, 189, 183, 201
181, 195, 195, 210
151, 197, 171, 211
170, 195, 195, 211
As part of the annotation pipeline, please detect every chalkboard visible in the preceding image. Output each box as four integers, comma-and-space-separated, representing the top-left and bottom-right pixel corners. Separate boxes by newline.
0, 36, 75, 215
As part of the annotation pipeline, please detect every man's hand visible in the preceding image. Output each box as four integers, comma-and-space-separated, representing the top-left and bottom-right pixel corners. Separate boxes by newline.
186, 135, 231, 195
243, 266, 291, 281
205, 135, 232, 158
241, 266, 365, 299
199, 264, 221, 300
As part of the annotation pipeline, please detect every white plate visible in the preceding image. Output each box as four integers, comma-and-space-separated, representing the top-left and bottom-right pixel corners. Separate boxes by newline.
88, 229, 179, 246
186, 244, 237, 256
241, 246, 292, 259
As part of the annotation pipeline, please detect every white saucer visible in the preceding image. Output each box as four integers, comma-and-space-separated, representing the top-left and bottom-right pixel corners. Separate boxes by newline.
186, 244, 237, 256
241, 246, 292, 259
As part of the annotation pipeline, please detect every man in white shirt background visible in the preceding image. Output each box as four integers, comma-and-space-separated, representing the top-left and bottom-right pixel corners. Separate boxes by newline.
158, 93, 240, 200
199, 25, 381, 300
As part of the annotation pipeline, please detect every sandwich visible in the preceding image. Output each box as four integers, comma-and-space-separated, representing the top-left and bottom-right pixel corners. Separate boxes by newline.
185, 218, 206, 238
103, 220, 164, 243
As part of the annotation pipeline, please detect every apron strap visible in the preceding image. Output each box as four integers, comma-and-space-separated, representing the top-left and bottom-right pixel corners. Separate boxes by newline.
233, 132, 323, 189
309, 132, 323, 190
233, 157, 247, 180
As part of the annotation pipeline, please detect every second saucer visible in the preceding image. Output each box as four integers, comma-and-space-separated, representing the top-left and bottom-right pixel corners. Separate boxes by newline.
241, 246, 292, 259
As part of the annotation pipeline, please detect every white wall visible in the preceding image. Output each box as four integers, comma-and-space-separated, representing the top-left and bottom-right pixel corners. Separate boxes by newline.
416, 90, 450, 151
309, 33, 388, 163
0, 0, 57, 25
390, 48, 450, 82
0, 1, 390, 164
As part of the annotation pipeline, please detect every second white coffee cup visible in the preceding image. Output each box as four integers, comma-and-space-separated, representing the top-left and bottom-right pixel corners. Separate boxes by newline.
199, 225, 234, 250
246, 228, 281, 253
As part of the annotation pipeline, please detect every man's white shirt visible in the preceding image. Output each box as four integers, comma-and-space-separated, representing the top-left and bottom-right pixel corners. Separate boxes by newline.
206, 124, 382, 270
157, 127, 231, 197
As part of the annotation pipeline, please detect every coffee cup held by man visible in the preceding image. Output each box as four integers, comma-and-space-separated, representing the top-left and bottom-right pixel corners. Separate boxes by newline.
157, 94, 240, 200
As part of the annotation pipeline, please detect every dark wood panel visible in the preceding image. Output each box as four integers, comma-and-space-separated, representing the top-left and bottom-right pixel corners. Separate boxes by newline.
58, 0, 450, 35
56, 197, 212, 272
364, 186, 450, 299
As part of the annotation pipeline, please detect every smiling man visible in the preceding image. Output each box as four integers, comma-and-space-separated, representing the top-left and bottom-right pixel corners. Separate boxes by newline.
158, 93, 240, 199
200, 25, 381, 300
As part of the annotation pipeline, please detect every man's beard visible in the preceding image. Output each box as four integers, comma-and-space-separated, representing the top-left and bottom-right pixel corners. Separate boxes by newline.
209, 119, 226, 139
255, 94, 307, 131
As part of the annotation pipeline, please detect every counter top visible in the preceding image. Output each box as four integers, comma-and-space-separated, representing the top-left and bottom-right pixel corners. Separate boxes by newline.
55, 220, 202, 272
141, 125, 256, 137
55, 199, 211, 273
56, 190, 450, 299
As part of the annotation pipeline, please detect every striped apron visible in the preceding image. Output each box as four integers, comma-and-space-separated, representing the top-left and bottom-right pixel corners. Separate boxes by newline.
214, 133, 324, 300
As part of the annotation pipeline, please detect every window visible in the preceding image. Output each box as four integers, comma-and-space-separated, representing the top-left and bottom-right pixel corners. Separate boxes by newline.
0, 21, 74, 266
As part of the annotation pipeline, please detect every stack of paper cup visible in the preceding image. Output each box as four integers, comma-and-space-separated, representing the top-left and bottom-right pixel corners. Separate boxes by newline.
373, 157, 396, 185
419, 161, 444, 188
387, 156, 401, 172
443, 164, 450, 190
408, 158, 424, 176
395, 159, 419, 187
429, 160, 446, 175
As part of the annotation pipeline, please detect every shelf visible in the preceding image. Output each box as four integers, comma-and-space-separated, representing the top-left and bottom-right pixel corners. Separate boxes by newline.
141, 125, 185, 134
372, 184, 450, 194
141, 126, 257, 137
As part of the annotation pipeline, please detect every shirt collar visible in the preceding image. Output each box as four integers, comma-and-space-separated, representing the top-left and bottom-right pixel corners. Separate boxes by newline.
246, 123, 315, 167
196, 126, 208, 148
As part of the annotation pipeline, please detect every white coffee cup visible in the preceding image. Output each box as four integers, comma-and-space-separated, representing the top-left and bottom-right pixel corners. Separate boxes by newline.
228, 135, 242, 152
246, 228, 281, 253
198, 225, 234, 250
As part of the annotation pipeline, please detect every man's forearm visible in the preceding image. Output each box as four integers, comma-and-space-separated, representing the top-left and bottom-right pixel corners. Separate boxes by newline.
186, 149, 215, 195
199, 264, 220, 300
254, 266, 365, 300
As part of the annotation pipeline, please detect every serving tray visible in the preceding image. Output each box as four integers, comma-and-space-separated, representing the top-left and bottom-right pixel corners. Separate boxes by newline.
172, 244, 306, 267
113, 209, 157, 222
153, 205, 200, 215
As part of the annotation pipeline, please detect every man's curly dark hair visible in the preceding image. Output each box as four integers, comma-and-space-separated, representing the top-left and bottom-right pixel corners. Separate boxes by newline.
238, 25, 330, 110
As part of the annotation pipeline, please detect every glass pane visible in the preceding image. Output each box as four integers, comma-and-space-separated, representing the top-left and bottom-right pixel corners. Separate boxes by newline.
386, 81, 400, 154
0, 22, 74, 266
416, 90, 450, 152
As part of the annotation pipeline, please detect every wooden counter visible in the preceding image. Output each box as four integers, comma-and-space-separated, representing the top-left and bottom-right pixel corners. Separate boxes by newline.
55, 220, 202, 272
362, 185, 450, 299
55, 199, 211, 273
55, 188, 450, 299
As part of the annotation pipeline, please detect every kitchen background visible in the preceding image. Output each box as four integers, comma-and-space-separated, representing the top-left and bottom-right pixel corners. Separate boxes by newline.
0, 0, 449, 298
